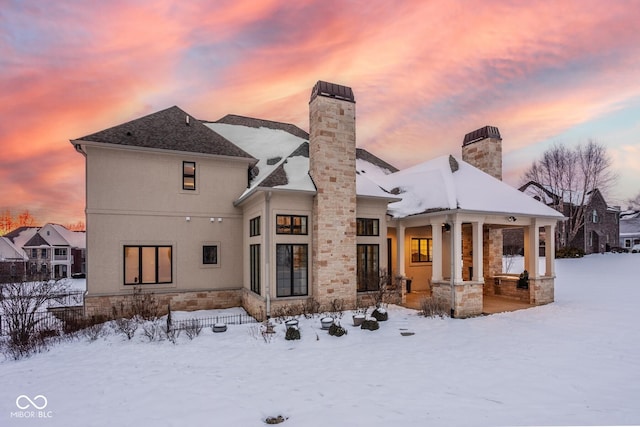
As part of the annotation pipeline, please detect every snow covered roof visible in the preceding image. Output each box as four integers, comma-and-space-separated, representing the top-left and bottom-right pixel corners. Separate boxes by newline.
3, 226, 39, 249
374, 155, 565, 219
620, 217, 640, 236
205, 120, 395, 203
6, 224, 85, 250
0, 237, 28, 261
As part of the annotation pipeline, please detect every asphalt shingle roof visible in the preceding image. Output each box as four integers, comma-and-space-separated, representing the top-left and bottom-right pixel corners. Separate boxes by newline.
77, 106, 254, 159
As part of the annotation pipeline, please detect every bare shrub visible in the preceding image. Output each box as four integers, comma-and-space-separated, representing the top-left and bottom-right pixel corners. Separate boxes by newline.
130, 287, 159, 320
0, 280, 70, 359
142, 319, 164, 342
300, 298, 321, 319
83, 323, 105, 342
419, 297, 450, 319
114, 317, 139, 340
183, 318, 203, 340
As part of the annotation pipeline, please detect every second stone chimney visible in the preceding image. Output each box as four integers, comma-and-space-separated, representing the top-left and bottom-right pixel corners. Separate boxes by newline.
309, 80, 357, 307
461, 126, 502, 180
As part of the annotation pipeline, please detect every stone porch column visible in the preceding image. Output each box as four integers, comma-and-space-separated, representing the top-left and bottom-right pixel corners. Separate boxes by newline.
472, 221, 484, 282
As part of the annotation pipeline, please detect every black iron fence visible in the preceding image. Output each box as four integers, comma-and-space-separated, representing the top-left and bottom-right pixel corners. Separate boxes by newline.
0, 307, 84, 336
171, 313, 259, 331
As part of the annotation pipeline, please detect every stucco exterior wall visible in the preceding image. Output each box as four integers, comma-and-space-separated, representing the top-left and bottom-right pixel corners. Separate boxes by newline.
84, 145, 249, 297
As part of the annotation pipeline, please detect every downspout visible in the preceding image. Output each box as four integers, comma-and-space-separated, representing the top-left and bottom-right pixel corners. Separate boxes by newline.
449, 217, 455, 318
72, 142, 89, 313
265, 191, 272, 319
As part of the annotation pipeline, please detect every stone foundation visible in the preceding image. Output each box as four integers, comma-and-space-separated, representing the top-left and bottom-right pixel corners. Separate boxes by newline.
85, 288, 242, 318
530, 277, 554, 305
432, 280, 484, 318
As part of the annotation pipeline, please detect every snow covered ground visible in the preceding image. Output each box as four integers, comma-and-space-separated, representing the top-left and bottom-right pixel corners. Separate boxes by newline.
1, 254, 639, 426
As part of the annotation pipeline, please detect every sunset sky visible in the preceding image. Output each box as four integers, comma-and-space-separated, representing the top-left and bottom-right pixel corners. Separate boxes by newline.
2, 0, 640, 226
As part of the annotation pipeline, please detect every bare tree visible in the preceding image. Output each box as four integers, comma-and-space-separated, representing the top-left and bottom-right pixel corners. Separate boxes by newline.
522, 140, 616, 245
627, 191, 640, 210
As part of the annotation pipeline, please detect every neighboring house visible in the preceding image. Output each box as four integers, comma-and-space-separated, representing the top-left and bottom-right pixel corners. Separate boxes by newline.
3, 224, 86, 279
71, 80, 562, 319
619, 210, 640, 250
0, 236, 29, 283
510, 182, 620, 255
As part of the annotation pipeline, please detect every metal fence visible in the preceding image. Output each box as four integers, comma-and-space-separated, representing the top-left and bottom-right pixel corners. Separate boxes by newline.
171, 313, 259, 331
0, 308, 84, 336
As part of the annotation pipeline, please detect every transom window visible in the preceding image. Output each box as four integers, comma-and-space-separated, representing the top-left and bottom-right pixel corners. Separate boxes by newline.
411, 238, 432, 262
250, 216, 261, 237
357, 218, 379, 236
276, 244, 308, 297
183, 161, 196, 190
276, 215, 308, 235
203, 245, 218, 265
124, 246, 172, 285
357, 244, 379, 292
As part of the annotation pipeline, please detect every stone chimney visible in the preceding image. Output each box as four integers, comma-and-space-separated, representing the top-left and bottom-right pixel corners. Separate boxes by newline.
461, 126, 502, 180
309, 81, 357, 307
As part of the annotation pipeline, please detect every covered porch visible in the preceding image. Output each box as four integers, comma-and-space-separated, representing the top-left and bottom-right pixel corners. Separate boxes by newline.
389, 212, 558, 318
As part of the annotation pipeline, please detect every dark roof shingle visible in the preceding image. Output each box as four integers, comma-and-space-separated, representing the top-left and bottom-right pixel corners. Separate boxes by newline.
76, 106, 254, 159
213, 114, 309, 140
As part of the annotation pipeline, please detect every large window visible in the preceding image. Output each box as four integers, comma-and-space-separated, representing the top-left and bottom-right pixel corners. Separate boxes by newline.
357, 244, 379, 292
203, 245, 218, 265
357, 218, 379, 236
183, 161, 196, 190
276, 244, 308, 297
411, 238, 432, 262
250, 244, 260, 294
124, 246, 172, 285
276, 215, 308, 235
250, 216, 260, 237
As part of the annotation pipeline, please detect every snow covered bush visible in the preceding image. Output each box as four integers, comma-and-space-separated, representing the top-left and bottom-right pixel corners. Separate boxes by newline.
113, 317, 139, 340
360, 319, 379, 331
328, 322, 347, 337
285, 326, 300, 341
183, 318, 203, 340
371, 307, 388, 321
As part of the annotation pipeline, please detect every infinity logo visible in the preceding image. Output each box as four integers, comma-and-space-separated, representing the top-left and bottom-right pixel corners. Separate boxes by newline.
16, 395, 48, 410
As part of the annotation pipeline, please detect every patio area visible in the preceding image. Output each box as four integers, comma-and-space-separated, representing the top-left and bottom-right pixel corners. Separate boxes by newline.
403, 291, 532, 316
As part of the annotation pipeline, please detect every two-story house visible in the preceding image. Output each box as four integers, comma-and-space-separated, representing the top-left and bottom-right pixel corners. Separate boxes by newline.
72, 80, 563, 319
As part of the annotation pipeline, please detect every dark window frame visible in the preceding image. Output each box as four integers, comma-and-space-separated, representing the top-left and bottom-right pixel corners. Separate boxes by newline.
123, 245, 173, 285
202, 245, 218, 265
250, 216, 261, 237
276, 215, 308, 235
183, 161, 196, 191
276, 244, 308, 297
357, 218, 380, 236
250, 244, 260, 295
357, 244, 380, 292
411, 238, 432, 263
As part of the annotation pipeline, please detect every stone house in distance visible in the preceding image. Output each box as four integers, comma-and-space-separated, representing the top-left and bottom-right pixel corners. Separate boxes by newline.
507, 183, 620, 255
71, 80, 562, 319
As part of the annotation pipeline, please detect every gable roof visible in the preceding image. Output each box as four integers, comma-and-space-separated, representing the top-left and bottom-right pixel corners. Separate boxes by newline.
3, 226, 39, 248
75, 106, 254, 160
374, 155, 565, 219
0, 237, 28, 261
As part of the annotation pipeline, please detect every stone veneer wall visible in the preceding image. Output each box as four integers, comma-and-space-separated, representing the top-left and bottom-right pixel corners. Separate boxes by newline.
484, 275, 530, 302
431, 281, 483, 318
461, 137, 502, 180
309, 87, 358, 309
85, 289, 242, 318
530, 277, 554, 305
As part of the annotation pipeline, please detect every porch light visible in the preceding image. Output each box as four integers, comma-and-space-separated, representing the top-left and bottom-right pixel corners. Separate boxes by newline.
186, 217, 191, 222
442, 223, 451, 231
507, 216, 517, 222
